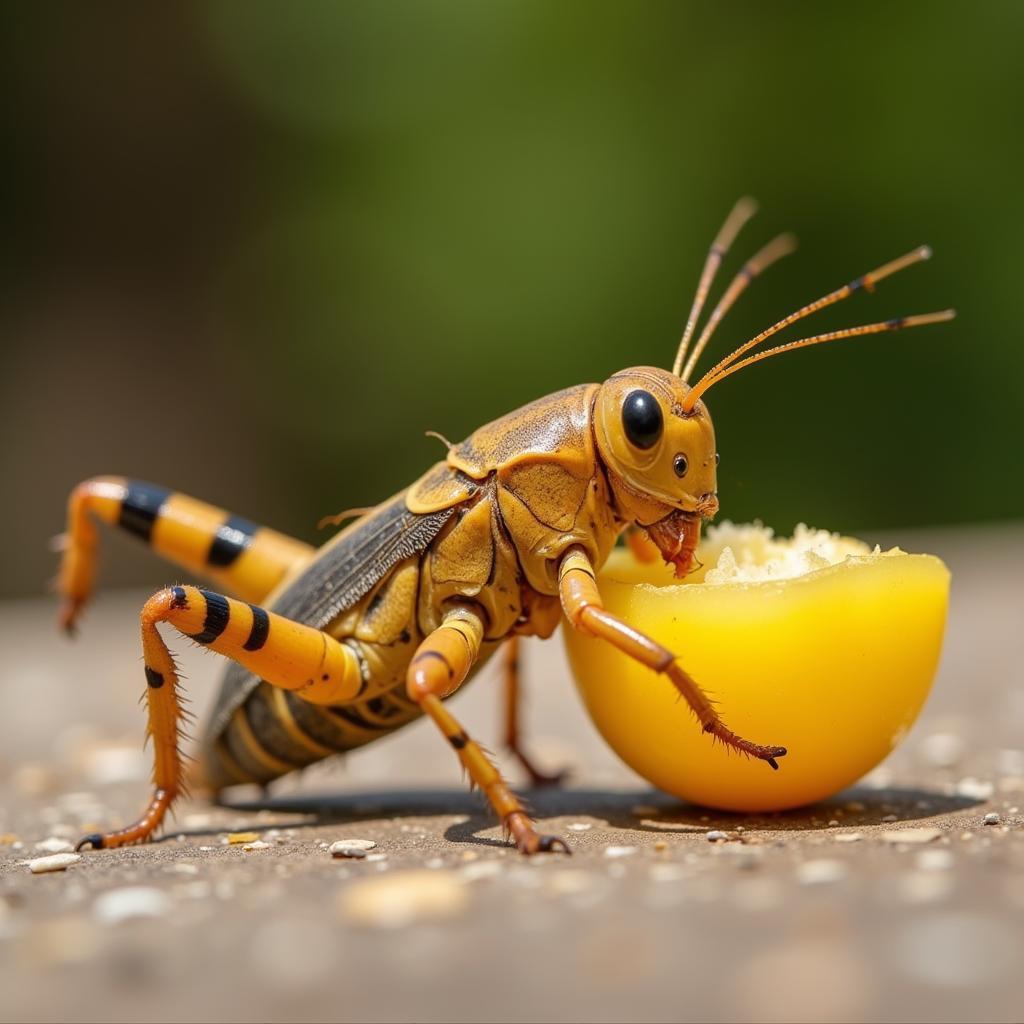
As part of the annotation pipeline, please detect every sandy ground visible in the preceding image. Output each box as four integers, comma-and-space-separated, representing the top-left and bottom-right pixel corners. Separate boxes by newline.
1, 522, 1023, 1023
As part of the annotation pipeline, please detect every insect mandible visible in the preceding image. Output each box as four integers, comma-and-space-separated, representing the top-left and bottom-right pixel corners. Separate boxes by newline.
57, 198, 953, 855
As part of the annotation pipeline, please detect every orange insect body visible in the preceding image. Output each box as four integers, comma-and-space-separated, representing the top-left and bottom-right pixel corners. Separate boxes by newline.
57, 199, 953, 855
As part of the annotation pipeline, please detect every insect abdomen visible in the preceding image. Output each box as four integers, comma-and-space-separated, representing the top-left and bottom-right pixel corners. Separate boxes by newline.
200, 682, 425, 789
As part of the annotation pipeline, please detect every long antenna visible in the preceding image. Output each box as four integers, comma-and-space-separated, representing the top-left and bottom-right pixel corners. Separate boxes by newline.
684, 245, 934, 404
672, 197, 758, 378
682, 310, 955, 409
680, 232, 797, 383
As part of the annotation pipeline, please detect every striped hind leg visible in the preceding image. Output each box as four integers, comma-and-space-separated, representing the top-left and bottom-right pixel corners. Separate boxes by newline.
57, 476, 314, 632
76, 584, 366, 850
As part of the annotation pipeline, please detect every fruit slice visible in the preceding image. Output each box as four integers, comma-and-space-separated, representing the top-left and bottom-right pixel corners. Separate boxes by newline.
564, 523, 950, 812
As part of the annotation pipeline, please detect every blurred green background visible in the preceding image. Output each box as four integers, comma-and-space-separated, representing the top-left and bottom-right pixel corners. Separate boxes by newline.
1, 1, 1021, 598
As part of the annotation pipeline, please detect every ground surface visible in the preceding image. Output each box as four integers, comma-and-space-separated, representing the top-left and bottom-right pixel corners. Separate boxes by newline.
1, 523, 1022, 1023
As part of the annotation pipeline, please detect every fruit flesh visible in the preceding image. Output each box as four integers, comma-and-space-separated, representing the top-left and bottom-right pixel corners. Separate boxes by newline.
564, 523, 950, 812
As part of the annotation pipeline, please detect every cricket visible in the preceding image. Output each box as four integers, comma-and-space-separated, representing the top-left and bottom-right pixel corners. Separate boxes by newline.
56, 198, 954, 856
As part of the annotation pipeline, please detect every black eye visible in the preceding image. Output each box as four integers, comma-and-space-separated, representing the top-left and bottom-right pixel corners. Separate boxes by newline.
622, 390, 663, 450
715, 453, 720, 466
673, 453, 688, 478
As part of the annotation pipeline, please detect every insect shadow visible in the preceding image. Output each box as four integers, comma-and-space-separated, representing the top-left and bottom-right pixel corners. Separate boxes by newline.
209, 784, 984, 849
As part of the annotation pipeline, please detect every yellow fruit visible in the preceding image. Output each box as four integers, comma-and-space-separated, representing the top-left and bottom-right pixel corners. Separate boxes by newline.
564, 523, 950, 812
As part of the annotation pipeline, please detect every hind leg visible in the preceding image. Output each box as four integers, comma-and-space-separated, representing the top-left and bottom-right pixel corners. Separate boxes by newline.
57, 476, 313, 631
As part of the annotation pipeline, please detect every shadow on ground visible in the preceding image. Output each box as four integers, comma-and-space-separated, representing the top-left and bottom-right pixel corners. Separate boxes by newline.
199, 785, 982, 847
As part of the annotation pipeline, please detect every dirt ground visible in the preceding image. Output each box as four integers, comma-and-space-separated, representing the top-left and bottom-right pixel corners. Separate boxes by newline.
1, 523, 1022, 1023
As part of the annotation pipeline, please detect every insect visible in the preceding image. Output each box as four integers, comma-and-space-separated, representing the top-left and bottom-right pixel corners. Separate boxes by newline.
57, 198, 953, 855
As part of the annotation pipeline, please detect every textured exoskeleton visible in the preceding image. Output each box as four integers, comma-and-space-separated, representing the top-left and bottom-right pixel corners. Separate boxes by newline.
56, 199, 953, 854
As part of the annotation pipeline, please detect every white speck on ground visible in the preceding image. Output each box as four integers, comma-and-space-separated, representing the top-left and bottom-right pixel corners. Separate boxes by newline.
26, 853, 81, 874
329, 838, 377, 857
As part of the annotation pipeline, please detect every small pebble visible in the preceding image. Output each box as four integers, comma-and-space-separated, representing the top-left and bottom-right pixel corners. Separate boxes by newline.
835, 832, 863, 843
653, 840, 668, 852
332, 847, 366, 860
27, 853, 81, 874
339, 871, 467, 928
880, 828, 943, 845
795, 859, 849, 886
706, 830, 730, 842
0, 833, 20, 846
604, 845, 637, 859
330, 839, 377, 854
93, 887, 170, 924
983, 812, 1001, 826
242, 841, 271, 851
34, 837, 75, 854
566, 822, 592, 832
881, 814, 898, 822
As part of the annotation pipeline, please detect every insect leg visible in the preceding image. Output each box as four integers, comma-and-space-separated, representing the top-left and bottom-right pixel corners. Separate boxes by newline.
558, 546, 787, 769
407, 608, 570, 855
58, 476, 313, 632
502, 637, 568, 788
76, 584, 365, 851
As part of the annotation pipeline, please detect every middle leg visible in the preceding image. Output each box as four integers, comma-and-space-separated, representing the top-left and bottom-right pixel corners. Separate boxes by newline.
408, 608, 569, 855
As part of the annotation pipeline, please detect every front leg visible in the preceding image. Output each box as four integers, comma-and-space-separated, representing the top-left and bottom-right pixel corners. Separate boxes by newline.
558, 546, 787, 769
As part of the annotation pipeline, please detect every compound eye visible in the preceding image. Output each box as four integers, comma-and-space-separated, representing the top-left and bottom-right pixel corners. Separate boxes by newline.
673, 453, 688, 478
621, 390, 663, 450
715, 453, 720, 466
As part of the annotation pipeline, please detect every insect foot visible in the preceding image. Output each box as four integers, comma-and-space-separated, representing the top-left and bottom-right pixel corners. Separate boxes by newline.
702, 718, 788, 770
506, 812, 572, 855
